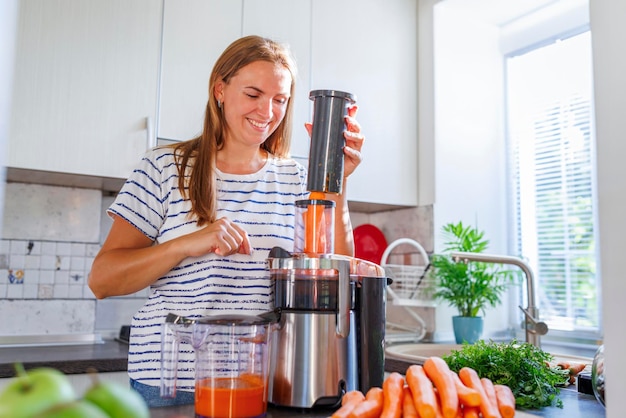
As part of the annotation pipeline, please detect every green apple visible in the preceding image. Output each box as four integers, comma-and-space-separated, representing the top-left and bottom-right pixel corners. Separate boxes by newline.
83, 374, 149, 418
37, 400, 109, 418
0, 364, 76, 418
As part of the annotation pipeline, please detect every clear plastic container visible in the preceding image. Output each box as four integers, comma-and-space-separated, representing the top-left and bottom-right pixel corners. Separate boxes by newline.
591, 344, 605, 407
161, 312, 277, 418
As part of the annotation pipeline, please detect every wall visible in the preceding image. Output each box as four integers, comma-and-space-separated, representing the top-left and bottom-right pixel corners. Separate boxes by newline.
0, 183, 148, 340
431, 2, 512, 340
589, 1, 626, 416
0, 0, 19, 231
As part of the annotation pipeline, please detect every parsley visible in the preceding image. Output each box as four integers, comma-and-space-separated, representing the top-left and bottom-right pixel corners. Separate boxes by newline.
442, 340, 570, 409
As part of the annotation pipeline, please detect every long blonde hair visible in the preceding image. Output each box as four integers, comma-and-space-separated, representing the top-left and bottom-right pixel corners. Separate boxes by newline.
171, 35, 298, 226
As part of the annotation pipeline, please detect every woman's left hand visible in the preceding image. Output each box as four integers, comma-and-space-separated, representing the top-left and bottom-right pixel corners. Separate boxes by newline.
304, 104, 364, 178
341, 105, 364, 178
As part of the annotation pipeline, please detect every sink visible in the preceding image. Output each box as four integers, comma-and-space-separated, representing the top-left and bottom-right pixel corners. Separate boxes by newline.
385, 343, 592, 371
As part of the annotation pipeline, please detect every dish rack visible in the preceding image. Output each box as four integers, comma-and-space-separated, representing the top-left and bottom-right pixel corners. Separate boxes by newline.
382, 238, 436, 343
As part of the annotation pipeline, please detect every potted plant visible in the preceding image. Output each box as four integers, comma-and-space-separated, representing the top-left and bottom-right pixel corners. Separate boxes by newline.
429, 221, 516, 344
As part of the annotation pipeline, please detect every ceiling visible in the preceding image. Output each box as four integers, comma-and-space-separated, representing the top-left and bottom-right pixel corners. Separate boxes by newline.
438, 0, 587, 27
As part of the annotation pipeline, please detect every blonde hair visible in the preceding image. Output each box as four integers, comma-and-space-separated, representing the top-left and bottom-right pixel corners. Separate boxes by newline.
170, 35, 298, 226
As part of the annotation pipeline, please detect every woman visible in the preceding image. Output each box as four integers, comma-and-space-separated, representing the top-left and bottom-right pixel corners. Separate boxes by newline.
88, 35, 364, 406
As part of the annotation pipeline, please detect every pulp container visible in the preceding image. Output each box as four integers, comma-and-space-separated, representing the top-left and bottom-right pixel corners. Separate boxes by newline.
161, 312, 277, 418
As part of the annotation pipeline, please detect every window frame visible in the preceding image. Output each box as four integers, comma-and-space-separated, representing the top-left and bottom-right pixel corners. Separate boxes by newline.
502, 16, 602, 344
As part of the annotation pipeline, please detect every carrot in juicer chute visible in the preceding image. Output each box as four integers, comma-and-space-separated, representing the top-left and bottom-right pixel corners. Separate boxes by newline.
304, 191, 327, 253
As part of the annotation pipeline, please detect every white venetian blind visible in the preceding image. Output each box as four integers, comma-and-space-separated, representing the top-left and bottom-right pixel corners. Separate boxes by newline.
506, 30, 600, 336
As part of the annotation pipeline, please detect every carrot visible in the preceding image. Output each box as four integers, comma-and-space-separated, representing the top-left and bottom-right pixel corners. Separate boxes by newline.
381, 372, 405, 418
458, 367, 501, 418
406, 365, 438, 418
455, 404, 463, 418
402, 385, 419, 418
450, 371, 481, 407
331, 390, 365, 418
423, 357, 459, 418
342, 390, 366, 406
304, 191, 326, 253
462, 405, 480, 418
434, 391, 444, 418
348, 387, 384, 418
494, 384, 516, 418
569, 362, 587, 375
480, 378, 502, 418
365, 387, 384, 401
557, 361, 571, 370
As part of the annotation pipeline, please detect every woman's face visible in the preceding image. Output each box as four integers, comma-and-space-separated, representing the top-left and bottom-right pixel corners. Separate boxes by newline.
216, 60, 292, 148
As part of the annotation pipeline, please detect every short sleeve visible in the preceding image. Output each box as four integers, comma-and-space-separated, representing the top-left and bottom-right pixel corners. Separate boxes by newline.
108, 148, 172, 241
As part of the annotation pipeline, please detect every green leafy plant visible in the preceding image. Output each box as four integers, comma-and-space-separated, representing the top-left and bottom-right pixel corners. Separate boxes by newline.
430, 221, 516, 317
443, 340, 569, 409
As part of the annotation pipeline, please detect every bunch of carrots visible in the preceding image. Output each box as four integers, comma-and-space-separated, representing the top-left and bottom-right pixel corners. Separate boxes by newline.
331, 356, 516, 418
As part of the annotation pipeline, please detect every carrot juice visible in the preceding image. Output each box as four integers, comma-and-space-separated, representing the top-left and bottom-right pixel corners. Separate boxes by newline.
195, 374, 267, 418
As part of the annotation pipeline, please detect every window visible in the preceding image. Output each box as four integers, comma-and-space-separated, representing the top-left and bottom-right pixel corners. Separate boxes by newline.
505, 30, 600, 339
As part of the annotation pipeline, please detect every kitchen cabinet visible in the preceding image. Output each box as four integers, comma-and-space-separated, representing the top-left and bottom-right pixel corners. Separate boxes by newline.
158, 0, 419, 210
157, 0, 242, 143
310, 0, 418, 209
8, 0, 162, 180
158, 0, 312, 160
10, 0, 419, 209
242, 0, 312, 160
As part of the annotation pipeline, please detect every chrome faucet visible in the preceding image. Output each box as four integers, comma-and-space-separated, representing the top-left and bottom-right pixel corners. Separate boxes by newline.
450, 252, 548, 348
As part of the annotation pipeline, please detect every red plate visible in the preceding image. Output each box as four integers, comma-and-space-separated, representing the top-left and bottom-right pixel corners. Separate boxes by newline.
353, 224, 388, 265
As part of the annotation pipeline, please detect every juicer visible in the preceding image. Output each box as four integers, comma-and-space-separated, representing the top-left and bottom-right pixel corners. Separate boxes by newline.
267, 90, 388, 409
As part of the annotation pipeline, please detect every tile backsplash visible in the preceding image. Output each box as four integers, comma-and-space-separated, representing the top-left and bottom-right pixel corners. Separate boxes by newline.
0, 238, 100, 300
0, 182, 147, 339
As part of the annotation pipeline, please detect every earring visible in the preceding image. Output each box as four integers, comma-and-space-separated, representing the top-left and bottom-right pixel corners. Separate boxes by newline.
217, 99, 222, 109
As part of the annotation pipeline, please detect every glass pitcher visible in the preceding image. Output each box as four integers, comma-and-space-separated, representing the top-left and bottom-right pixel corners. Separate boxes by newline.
160, 311, 277, 418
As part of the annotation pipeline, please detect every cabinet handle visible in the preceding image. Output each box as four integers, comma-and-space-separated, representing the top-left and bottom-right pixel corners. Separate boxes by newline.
146, 116, 156, 149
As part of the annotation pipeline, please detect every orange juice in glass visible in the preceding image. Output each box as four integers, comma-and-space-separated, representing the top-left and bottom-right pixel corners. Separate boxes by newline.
195, 374, 266, 418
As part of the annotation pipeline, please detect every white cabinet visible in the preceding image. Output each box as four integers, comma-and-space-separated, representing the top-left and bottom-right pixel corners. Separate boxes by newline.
9, 0, 419, 209
311, 0, 418, 208
157, 0, 243, 142
158, 0, 313, 160
8, 0, 162, 180
242, 0, 312, 159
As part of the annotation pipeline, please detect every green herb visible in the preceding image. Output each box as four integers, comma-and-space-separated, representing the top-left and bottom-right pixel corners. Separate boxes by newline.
442, 340, 570, 409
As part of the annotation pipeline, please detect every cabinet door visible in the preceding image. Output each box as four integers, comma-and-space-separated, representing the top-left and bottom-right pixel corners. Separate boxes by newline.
242, 0, 312, 160
8, 0, 162, 179
157, 0, 243, 142
311, 0, 418, 208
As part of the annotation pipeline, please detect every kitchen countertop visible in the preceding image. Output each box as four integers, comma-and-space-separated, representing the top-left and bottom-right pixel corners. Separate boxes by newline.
0, 341, 605, 417
0, 339, 128, 377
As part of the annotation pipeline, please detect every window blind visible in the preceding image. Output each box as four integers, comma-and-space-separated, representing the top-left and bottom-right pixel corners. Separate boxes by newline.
506, 31, 600, 336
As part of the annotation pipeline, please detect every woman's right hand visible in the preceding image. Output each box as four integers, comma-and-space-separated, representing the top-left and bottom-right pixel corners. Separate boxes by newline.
89, 216, 251, 298
185, 217, 251, 257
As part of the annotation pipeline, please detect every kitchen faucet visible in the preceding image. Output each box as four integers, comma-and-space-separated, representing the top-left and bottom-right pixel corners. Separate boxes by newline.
450, 252, 548, 348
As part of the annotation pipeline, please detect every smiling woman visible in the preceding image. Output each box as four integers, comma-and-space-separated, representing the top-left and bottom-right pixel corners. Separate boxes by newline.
87, 34, 366, 408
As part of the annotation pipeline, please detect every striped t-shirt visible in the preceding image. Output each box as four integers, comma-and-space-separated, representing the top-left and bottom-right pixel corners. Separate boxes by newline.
108, 146, 308, 391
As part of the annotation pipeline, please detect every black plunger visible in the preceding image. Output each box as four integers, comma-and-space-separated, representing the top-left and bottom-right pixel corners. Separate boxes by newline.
307, 90, 356, 194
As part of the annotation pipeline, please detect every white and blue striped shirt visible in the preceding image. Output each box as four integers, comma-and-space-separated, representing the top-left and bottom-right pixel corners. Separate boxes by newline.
108, 147, 308, 390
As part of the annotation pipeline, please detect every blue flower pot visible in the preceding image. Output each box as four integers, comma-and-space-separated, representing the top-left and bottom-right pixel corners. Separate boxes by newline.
452, 316, 483, 344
